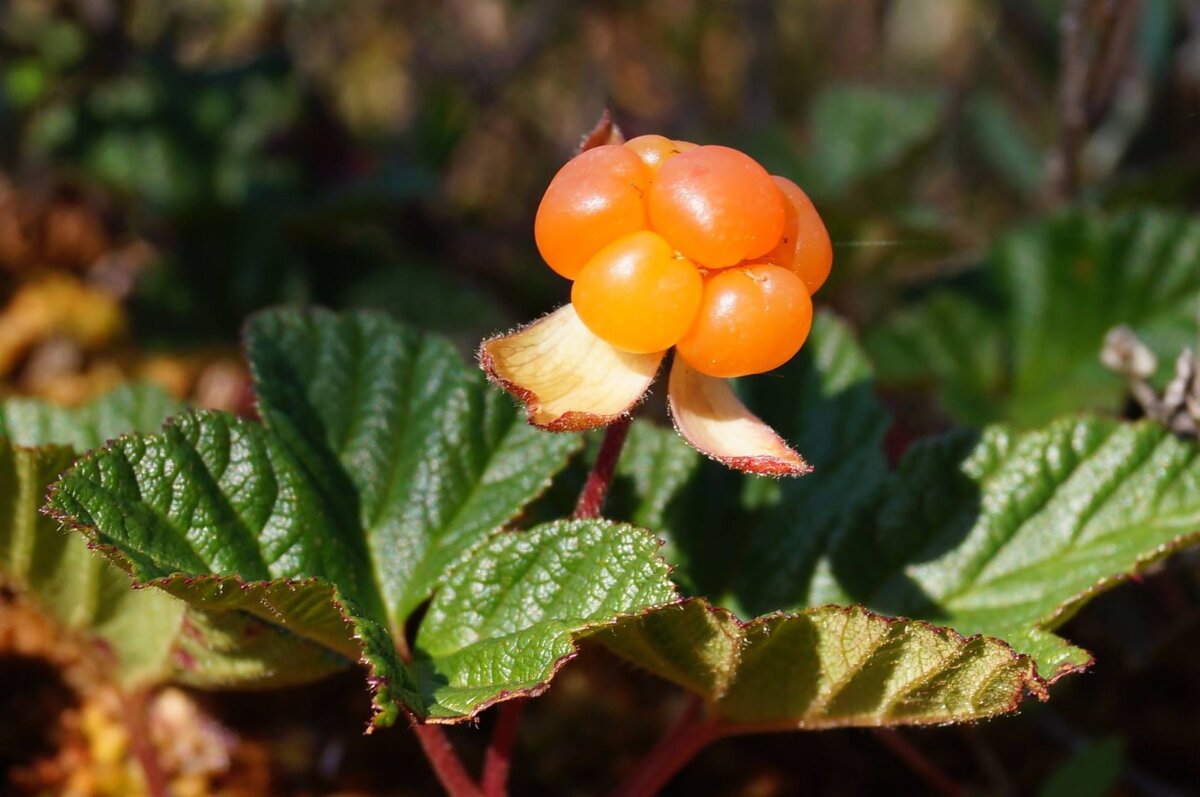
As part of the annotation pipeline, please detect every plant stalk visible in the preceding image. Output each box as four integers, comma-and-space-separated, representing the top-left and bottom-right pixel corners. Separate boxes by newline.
481, 699, 526, 797
122, 689, 169, 797
574, 416, 633, 520
394, 633, 484, 797
872, 729, 968, 797
480, 418, 637, 795
610, 698, 722, 797
411, 723, 484, 797
1052, 0, 1090, 202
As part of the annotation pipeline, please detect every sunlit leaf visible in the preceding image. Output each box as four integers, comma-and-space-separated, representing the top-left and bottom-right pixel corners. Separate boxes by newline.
49, 309, 679, 724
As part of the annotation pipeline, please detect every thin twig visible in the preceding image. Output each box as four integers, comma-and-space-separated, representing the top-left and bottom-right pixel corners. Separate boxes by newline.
574, 417, 633, 519
610, 698, 721, 797
1052, 0, 1092, 202
481, 700, 526, 797
122, 689, 169, 797
872, 729, 969, 797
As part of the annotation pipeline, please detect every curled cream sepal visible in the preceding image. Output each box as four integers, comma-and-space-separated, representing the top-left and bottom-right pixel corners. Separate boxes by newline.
667, 357, 810, 477
479, 304, 663, 431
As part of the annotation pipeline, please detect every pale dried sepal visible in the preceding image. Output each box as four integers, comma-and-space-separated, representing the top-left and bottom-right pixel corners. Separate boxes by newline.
479, 304, 662, 431
667, 358, 810, 477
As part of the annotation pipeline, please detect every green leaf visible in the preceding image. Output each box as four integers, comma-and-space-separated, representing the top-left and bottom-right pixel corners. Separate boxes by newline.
964, 92, 1045, 198
804, 84, 943, 198
413, 519, 676, 719
0, 383, 183, 450
868, 290, 1007, 422
244, 308, 581, 622
0, 386, 185, 688
629, 313, 892, 609
1039, 737, 1123, 797
48, 309, 678, 725
811, 417, 1200, 677
869, 208, 1200, 426
600, 601, 1036, 727
603, 314, 1200, 726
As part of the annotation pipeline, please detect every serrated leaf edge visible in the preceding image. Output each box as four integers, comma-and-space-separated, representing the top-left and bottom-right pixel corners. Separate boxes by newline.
613, 598, 1054, 730
419, 519, 682, 724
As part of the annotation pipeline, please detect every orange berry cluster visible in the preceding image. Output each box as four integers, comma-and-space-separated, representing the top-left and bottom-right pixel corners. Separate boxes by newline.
534, 135, 832, 378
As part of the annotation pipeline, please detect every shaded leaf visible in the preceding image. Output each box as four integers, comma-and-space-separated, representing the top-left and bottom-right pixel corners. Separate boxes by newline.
804, 84, 943, 198
1039, 737, 1123, 797
0, 386, 185, 687
603, 314, 1200, 725
869, 208, 1200, 426
601, 601, 1036, 727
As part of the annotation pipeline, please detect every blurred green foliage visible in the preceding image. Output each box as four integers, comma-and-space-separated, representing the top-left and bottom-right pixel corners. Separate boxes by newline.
1, 0, 1192, 357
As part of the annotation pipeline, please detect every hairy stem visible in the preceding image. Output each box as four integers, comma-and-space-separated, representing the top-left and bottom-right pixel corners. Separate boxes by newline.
122, 689, 169, 797
482, 700, 526, 797
574, 417, 633, 519
611, 698, 722, 797
412, 724, 484, 797
395, 634, 483, 797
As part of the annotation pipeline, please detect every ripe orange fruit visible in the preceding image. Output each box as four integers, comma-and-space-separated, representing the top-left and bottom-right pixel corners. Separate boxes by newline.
534, 145, 651, 279
625, 135, 698, 172
646, 145, 785, 269
572, 230, 703, 354
675, 264, 813, 378
764, 176, 833, 294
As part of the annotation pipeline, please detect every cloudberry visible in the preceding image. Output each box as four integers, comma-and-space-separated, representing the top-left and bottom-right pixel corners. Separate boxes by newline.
535, 144, 650, 279
646, 145, 785, 269
675, 264, 813, 378
572, 230, 702, 354
624, 135, 698, 172
765, 176, 833, 294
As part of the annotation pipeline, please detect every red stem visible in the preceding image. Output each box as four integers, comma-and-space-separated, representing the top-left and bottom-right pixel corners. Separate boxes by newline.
475, 418, 636, 795
481, 699, 526, 797
872, 729, 968, 797
610, 698, 722, 797
412, 724, 484, 797
395, 632, 483, 797
122, 689, 169, 797
574, 417, 633, 519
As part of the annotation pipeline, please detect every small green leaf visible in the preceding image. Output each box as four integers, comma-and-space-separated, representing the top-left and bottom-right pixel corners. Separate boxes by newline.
869, 208, 1200, 426
1039, 737, 1123, 797
965, 92, 1045, 198
49, 309, 679, 725
804, 84, 943, 198
0, 383, 182, 450
413, 519, 676, 719
0, 386, 185, 687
